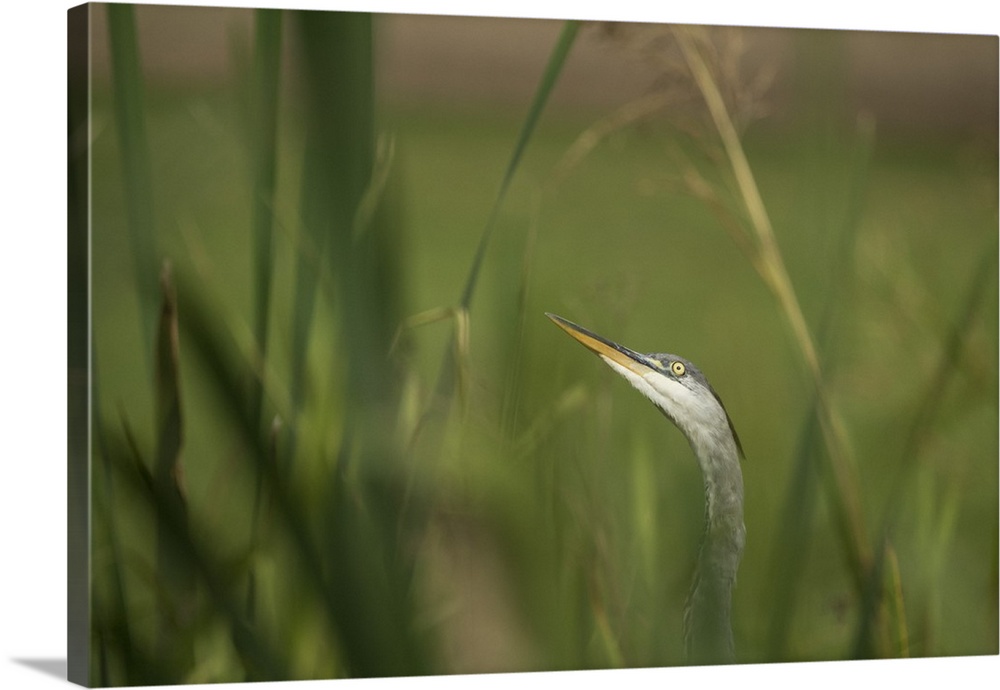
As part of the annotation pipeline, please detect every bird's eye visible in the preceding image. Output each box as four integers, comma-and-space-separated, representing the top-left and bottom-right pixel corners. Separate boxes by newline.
671, 361, 686, 376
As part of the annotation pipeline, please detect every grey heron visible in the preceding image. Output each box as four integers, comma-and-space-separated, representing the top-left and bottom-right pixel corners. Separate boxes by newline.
546, 312, 745, 665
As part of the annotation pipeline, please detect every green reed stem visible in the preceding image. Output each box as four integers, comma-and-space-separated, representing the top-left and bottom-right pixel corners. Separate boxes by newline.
675, 28, 872, 585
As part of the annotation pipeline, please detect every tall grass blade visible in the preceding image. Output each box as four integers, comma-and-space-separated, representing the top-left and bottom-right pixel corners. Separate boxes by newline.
322, 460, 432, 676
854, 237, 997, 656
152, 262, 196, 676
430, 20, 580, 410
297, 10, 399, 413
402, 22, 582, 563
499, 207, 539, 438
104, 417, 289, 681
892, 239, 997, 499
246, 7, 283, 626
765, 115, 876, 659
912, 472, 963, 655
91, 585, 176, 685
293, 11, 430, 675
885, 543, 910, 657
106, 3, 158, 361
176, 271, 430, 677
285, 11, 338, 460
91, 353, 144, 686
674, 26, 872, 592
249, 8, 283, 430
287, 11, 405, 466
502, 88, 669, 438
458, 20, 580, 310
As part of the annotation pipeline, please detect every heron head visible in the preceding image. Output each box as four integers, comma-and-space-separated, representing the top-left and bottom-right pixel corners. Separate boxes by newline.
546, 312, 742, 458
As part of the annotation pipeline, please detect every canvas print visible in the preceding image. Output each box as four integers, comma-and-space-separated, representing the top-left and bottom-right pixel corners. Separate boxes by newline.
67, 3, 998, 686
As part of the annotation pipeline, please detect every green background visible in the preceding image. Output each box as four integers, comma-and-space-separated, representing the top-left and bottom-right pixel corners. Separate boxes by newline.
87, 6, 997, 685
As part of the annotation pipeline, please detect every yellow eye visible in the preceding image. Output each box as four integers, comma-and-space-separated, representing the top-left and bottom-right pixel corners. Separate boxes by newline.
671, 361, 686, 376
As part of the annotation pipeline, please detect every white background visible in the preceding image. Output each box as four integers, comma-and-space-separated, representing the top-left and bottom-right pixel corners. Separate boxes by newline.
1, 1, 997, 688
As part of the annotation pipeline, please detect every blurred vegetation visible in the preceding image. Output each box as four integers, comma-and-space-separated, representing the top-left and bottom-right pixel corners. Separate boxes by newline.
87, 6, 998, 685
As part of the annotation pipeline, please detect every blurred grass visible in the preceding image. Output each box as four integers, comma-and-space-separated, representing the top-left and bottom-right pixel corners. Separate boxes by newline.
106, 4, 158, 360
88, 9, 998, 685
247, 8, 282, 430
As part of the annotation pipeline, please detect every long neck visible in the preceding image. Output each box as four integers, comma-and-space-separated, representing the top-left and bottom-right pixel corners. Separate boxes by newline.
683, 435, 745, 665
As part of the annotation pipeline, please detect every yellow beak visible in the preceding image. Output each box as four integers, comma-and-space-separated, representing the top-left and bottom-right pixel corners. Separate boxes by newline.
546, 313, 657, 376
